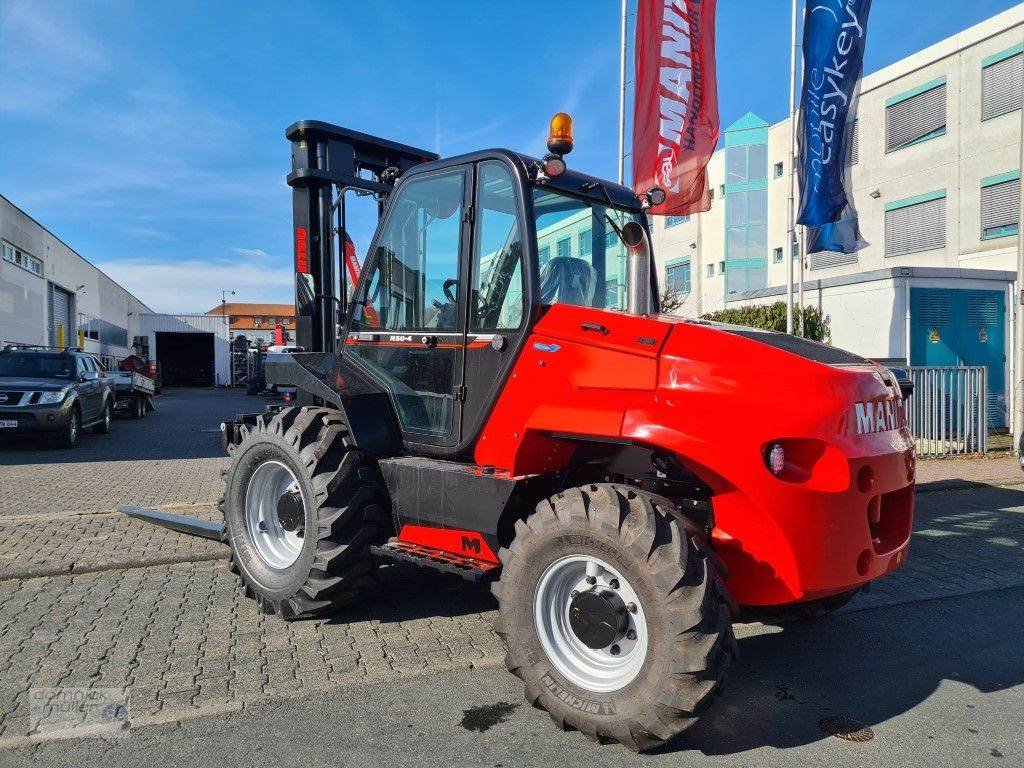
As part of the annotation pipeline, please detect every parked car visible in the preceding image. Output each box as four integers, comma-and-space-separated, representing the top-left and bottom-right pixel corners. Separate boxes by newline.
0, 346, 114, 448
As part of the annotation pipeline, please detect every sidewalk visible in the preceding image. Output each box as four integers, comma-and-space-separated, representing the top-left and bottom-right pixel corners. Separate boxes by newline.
916, 453, 1023, 492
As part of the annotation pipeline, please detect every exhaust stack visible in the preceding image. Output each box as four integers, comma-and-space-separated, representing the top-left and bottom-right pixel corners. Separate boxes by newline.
621, 221, 651, 317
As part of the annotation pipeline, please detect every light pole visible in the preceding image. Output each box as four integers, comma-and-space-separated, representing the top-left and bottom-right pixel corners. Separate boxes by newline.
221, 289, 235, 334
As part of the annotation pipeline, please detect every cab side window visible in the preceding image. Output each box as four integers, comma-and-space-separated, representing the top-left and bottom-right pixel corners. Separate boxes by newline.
471, 161, 525, 331
352, 170, 464, 333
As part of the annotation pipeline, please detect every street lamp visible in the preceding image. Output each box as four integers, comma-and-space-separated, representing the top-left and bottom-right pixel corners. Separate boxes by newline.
221, 289, 236, 334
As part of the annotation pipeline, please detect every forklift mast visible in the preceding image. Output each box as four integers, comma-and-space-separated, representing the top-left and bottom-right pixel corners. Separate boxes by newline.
285, 120, 438, 353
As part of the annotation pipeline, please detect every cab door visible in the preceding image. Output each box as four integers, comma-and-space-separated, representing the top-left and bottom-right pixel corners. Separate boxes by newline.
345, 167, 471, 450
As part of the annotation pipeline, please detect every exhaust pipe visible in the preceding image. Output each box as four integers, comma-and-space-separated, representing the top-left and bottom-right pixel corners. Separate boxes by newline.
621, 221, 651, 317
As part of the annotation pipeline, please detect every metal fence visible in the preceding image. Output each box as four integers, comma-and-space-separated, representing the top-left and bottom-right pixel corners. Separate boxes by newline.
906, 366, 988, 456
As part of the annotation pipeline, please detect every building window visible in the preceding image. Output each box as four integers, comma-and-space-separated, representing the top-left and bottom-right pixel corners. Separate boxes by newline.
848, 120, 859, 165
773, 162, 784, 179
982, 45, 1023, 121
792, 241, 800, 258
981, 172, 1020, 240
556, 237, 571, 260
706, 263, 714, 277
2, 241, 43, 277
885, 77, 947, 152
709, 187, 715, 202
578, 230, 592, 257
718, 260, 725, 274
773, 247, 783, 263
665, 260, 691, 294
254, 316, 263, 326
885, 190, 946, 256
539, 244, 551, 264
665, 215, 690, 228
719, 184, 726, 197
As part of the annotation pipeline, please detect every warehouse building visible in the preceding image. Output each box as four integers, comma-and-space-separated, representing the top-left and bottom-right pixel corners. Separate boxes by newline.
1, 194, 234, 386
649, 5, 1024, 429
0, 194, 151, 370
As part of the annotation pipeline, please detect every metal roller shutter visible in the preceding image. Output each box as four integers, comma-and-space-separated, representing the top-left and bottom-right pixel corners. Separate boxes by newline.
847, 120, 859, 166
885, 196, 946, 256
981, 178, 1020, 234
48, 283, 73, 349
886, 83, 946, 151
982, 52, 1023, 120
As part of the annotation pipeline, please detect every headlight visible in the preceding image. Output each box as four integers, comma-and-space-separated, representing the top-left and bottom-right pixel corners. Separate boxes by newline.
38, 389, 68, 404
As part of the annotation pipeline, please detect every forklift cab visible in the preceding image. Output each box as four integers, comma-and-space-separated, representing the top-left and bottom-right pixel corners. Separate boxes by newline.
342, 150, 656, 456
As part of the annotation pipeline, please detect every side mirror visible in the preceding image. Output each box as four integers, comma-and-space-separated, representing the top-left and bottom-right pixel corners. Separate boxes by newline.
81, 371, 100, 382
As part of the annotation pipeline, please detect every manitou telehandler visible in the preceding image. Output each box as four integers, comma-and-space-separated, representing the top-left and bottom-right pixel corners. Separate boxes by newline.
216, 115, 915, 750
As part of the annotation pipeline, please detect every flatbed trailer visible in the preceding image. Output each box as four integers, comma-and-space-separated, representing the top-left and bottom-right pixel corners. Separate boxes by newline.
106, 371, 155, 419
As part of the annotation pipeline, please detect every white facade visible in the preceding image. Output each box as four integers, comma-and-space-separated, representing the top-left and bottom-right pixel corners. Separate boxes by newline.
1, 195, 151, 368
652, 5, 1024, 335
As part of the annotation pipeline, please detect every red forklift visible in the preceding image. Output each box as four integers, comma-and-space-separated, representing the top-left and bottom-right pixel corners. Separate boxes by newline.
213, 116, 915, 749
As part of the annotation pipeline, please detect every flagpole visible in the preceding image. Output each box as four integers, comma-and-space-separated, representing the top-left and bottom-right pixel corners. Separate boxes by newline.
618, 0, 628, 184
786, 0, 799, 335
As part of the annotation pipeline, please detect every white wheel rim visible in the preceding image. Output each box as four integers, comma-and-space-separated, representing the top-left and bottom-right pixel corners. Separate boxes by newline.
244, 460, 304, 569
534, 555, 648, 693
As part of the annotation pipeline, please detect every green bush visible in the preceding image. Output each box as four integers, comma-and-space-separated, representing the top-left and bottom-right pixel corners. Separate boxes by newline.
700, 301, 831, 343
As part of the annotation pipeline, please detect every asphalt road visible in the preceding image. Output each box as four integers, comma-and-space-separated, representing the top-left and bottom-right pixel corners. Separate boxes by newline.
8, 586, 1022, 768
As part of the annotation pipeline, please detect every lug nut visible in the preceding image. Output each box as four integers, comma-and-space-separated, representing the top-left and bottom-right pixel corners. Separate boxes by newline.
609, 578, 620, 590
626, 629, 637, 641
571, 590, 579, 599
585, 576, 596, 585
626, 602, 637, 614
257, 521, 267, 532
609, 644, 621, 656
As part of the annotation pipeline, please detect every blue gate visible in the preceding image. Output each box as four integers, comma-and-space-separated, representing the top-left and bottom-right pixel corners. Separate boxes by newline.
909, 288, 1006, 428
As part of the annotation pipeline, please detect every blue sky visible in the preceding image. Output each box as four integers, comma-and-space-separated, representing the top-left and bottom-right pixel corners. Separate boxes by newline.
1, 0, 1019, 312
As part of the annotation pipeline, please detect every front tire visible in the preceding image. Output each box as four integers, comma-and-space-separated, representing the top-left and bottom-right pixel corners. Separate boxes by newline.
222, 407, 387, 619
492, 484, 736, 751
56, 407, 80, 449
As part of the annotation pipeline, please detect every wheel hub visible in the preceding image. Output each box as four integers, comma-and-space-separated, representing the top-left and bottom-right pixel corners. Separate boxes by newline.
244, 460, 305, 569
534, 555, 648, 693
276, 491, 304, 533
569, 588, 628, 650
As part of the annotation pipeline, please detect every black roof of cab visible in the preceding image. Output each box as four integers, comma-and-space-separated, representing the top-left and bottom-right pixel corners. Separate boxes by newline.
403, 149, 645, 213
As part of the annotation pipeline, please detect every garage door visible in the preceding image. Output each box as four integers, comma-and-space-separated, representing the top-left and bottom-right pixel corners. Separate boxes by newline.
155, 332, 215, 387
48, 283, 73, 349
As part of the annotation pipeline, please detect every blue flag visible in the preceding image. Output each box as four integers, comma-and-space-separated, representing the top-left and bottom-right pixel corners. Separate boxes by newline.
796, 0, 871, 237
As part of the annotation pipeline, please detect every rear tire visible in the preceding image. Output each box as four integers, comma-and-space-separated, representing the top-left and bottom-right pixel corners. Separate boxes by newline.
492, 483, 736, 751
93, 400, 113, 434
221, 406, 387, 619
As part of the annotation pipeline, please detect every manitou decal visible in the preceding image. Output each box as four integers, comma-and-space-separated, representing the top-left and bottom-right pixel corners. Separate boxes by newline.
854, 399, 905, 435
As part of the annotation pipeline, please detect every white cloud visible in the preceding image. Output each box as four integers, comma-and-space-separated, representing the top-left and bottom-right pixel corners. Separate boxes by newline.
231, 247, 273, 259
96, 255, 293, 314
121, 226, 174, 242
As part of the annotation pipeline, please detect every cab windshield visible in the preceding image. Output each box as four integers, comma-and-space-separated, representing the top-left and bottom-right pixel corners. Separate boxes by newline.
531, 187, 651, 311
0, 353, 75, 379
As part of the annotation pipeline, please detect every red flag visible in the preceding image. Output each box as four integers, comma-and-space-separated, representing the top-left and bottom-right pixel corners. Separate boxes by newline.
632, 0, 719, 216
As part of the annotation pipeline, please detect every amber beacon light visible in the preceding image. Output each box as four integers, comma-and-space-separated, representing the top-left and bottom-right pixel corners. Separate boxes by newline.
547, 112, 574, 156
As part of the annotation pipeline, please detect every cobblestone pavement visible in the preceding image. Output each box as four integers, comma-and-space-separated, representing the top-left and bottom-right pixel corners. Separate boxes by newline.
0, 483, 1020, 746
0, 388, 256, 518
0, 388, 1022, 746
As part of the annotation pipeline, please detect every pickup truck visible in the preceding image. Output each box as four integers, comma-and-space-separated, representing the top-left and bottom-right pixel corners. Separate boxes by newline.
0, 347, 114, 447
